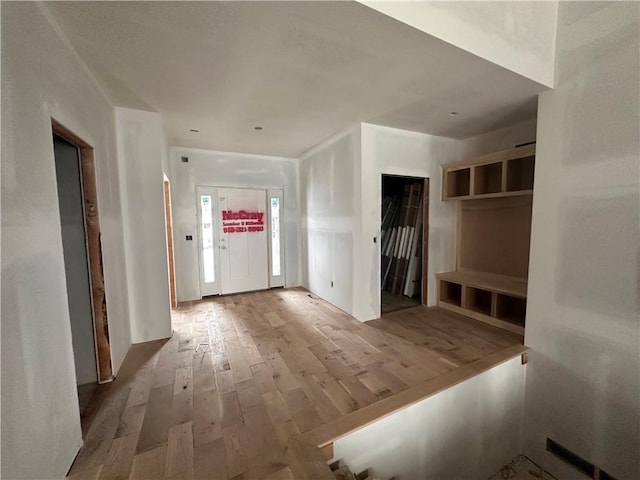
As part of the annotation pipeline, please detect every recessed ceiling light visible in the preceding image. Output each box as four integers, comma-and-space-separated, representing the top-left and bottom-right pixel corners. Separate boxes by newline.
254, 126, 263, 131
189, 129, 199, 133
449, 112, 459, 116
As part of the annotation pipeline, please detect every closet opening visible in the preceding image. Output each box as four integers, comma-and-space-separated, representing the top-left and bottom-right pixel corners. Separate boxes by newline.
381, 175, 429, 314
52, 120, 113, 421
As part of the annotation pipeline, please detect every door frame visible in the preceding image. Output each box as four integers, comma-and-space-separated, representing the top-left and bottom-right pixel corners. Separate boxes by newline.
380, 174, 429, 306
421, 178, 430, 305
52, 119, 113, 383
196, 185, 286, 297
163, 176, 177, 308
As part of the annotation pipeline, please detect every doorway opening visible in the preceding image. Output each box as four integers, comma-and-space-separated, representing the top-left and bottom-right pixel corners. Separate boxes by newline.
196, 186, 285, 297
381, 175, 429, 314
52, 120, 113, 418
163, 176, 177, 309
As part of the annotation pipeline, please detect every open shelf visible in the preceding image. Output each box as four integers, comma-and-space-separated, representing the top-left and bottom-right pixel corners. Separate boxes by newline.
436, 270, 527, 298
506, 155, 535, 192
496, 294, 527, 327
440, 280, 462, 307
464, 286, 492, 316
436, 271, 526, 335
473, 162, 502, 195
442, 144, 535, 201
446, 168, 471, 198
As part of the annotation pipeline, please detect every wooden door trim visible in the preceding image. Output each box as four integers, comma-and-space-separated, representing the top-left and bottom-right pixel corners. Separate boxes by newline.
52, 119, 113, 383
422, 178, 429, 306
164, 179, 177, 308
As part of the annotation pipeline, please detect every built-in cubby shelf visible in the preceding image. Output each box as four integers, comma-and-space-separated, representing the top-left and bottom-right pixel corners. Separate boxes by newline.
506, 155, 535, 192
495, 294, 527, 327
446, 168, 470, 198
438, 144, 534, 335
436, 271, 527, 335
465, 286, 492, 316
439, 280, 463, 307
442, 144, 535, 201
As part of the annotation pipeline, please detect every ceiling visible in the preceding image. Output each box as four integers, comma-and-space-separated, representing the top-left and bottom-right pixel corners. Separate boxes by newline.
46, 1, 546, 157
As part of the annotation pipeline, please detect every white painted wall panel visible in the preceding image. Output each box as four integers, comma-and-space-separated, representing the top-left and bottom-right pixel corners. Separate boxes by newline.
300, 127, 361, 316
1, 3, 131, 477
334, 357, 526, 480
524, 3, 640, 479
170, 148, 300, 301
115, 108, 172, 343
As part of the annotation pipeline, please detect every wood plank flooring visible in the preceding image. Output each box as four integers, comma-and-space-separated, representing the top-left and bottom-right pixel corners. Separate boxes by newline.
69, 288, 522, 479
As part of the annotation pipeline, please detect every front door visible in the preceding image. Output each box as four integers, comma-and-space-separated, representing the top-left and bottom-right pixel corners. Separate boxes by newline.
197, 186, 283, 297
218, 188, 269, 294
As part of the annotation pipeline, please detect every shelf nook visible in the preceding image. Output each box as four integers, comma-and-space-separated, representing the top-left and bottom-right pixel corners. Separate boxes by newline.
473, 162, 502, 195
464, 286, 492, 316
440, 281, 462, 307
506, 155, 535, 192
446, 168, 471, 198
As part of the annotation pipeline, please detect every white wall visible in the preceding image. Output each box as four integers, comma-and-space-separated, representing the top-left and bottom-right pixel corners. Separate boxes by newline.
1, 3, 131, 477
359, 124, 459, 319
299, 127, 362, 317
115, 108, 172, 343
334, 356, 526, 480
170, 147, 300, 301
524, 3, 640, 479
360, 1, 557, 88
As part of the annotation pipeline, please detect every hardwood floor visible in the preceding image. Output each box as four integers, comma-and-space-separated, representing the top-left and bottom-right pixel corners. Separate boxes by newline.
69, 288, 522, 479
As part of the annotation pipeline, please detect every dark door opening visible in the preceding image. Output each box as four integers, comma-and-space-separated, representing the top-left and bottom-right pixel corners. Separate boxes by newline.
52, 120, 113, 419
381, 175, 429, 314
